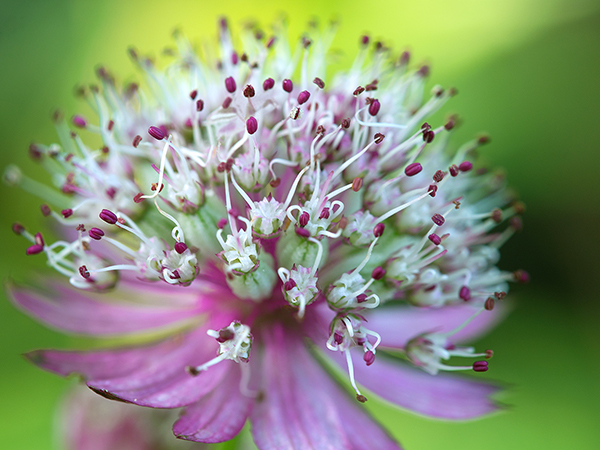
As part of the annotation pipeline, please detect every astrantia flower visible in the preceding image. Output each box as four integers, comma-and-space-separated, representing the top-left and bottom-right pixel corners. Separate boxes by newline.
8, 19, 528, 449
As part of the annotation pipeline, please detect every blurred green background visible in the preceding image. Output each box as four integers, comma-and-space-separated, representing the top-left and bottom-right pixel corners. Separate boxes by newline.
1, 0, 599, 448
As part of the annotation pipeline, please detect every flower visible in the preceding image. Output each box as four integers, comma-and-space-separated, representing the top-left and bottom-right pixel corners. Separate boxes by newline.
7, 19, 527, 449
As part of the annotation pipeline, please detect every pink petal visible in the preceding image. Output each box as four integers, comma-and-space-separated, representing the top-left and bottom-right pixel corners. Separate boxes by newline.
173, 365, 252, 443
8, 284, 204, 336
334, 349, 501, 420
28, 314, 235, 408
250, 323, 401, 450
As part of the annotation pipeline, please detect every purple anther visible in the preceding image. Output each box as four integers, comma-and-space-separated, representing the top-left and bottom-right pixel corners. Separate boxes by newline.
34, 232, 44, 246
196, 99, 204, 112
485, 349, 494, 359
133, 135, 142, 148
360, 35, 370, 46
319, 208, 330, 220
174, 242, 188, 254
224, 76, 236, 93
263, 77, 275, 91
432, 213, 445, 226
266, 36, 276, 48
217, 328, 235, 343
313, 77, 325, 89
133, 193, 144, 204
428, 233, 441, 245
295, 227, 310, 238
353, 86, 365, 96
106, 187, 117, 200
373, 223, 385, 238
374, 132, 385, 144
418, 65, 430, 77
12, 223, 24, 235
170, 270, 181, 280
99, 209, 118, 225
484, 297, 495, 311
61, 209, 73, 218
372, 266, 386, 280
352, 177, 363, 192
217, 218, 228, 229
341, 118, 351, 129
428, 184, 438, 197
148, 126, 165, 140
363, 350, 375, 366
510, 217, 523, 231
88, 227, 105, 241
491, 208, 503, 223
222, 96, 232, 109
444, 118, 456, 130
246, 116, 258, 135
473, 361, 488, 372
404, 162, 422, 177
297, 90, 310, 105
356, 293, 368, 303
26, 245, 44, 255
514, 269, 530, 284
459, 161, 473, 172
231, 51, 239, 65
459, 286, 471, 301
40, 204, 51, 217
368, 99, 381, 116
449, 165, 459, 177
243, 84, 255, 98
79, 265, 90, 279
299, 211, 310, 227
334, 332, 344, 345
478, 135, 490, 145
282, 79, 293, 93
284, 279, 297, 291
189, 89, 198, 100
72, 115, 86, 128
423, 130, 435, 143
433, 170, 445, 183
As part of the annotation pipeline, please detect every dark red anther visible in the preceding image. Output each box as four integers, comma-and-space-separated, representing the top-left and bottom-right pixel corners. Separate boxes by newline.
243, 84, 255, 98
196, 99, 204, 112
266, 36, 276, 48
72, 115, 86, 128
26, 245, 44, 255
34, 232, 44, 246
316, 125, 326, 136
225, 158, 234, 172
99, 209, 118, 225
449, 164, 459, 177
363, 350, 375, 366
491, 208, 503, 223
29, 143, 42, 160
428, 184, 438, 197
79, 265, 90, 279
423, 130, 435, 143
299, 212, 310, 227
513, 269, 530, 284
459, 286, 471, 301
473, 361, 488, 372
240, 53, 249, 63
284, 279, 297, 291
484, 297, 495, 311
76, 224, 85, 232
217, 328, 235, 343
270, 178, 281, 188
360, 35, 370, 46
485, 349, 494, 359
421, 122, 431, 131
263, 77, 275, 91
222, 96, 232, 109
494, 291, 507, 300
148, 126, 165, 140
61, 209, 73, 218
478, 134, 490, 145
432, 213, 445, 226
353, 86, 365, 96
101, 146, 109, 154
319, 208, 330, 220
459, 161, 473, 172
356, 394, 368, 403
373, 223, 385, 238
246, 116, 258, 135
295, 227, 310, 238
282, 79, 293, 93
174, 242, 188, 254
224, 76, 236, 93
217, 162, 226, 173
12, 223, 24, 235
444, 118, 456, 131
133, 135, 142, 148
341, 118, 351, 129
404, 162, 422, 177
371, 266, 386, 280
417, 65, 430, 77
133, 193, 144, 203
510, 217, 523, 231
352, 178, 363, 192
428, 233, 441, 246
217, 218, 228, 229
88, 228, 105, 241
374, 133, 385, 144
190, 89, 198, 100
40, 204, 51, 217
368, 99, 381, 116
297, 90, 310, 105
313, 77, 325, 89
334, 332, 344, 345
432, 170, 445, 183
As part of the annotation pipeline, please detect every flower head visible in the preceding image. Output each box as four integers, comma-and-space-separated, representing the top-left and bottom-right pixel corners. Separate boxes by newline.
8, 19, 527, 448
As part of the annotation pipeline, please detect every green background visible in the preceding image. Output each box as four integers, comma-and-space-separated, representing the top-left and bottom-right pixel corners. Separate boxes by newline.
1, 0, 599, 448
